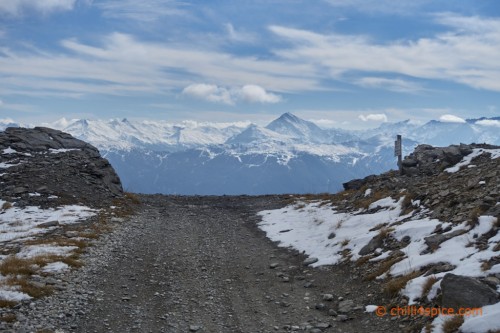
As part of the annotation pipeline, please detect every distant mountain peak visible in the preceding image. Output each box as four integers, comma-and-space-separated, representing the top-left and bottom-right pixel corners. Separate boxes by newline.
266, 112, 327, 143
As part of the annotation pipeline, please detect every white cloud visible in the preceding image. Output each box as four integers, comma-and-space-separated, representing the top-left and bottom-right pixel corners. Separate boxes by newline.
324, 0, 432, 15
225, 23, 257, 44
439, 114, 466, 123
0, 0, 76, 16
359, 114, 388, 122
475, 119, 500, 128
269, 14, 500, 92
238, 85, 281, 104
94, 0, 188, 22
0, 32, 316, 99
182, 83, 282, 105
355, 77, 424, 93
182, 84, 233, 105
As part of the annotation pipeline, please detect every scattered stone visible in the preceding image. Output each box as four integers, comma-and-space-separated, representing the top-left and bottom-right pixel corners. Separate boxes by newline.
338, 299, 355, 313
189, 325, 201, 332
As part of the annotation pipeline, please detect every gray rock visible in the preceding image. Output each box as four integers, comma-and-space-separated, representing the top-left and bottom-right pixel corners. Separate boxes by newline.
358, 235, 384, 255
338, 299, 355, 313
424, 229, 467, 250
37, 221, 60, 228
303, 257, 319, 266
441, 273, 499, 309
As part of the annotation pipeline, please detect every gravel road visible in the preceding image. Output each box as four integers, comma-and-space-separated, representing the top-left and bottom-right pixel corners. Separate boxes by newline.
11, 195, 409, 332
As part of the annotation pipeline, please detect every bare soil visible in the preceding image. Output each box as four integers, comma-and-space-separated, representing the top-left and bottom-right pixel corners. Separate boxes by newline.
73, 195, 409, 333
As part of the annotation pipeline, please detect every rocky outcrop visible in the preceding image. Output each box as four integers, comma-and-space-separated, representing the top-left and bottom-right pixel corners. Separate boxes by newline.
401, 143, 496, 176
441, 273, 499, 309
342, 143, 499, 223
0, 127, 123, 208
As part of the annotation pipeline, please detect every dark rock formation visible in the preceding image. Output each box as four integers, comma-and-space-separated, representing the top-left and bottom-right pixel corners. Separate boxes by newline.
401, 143, 495, 176
441, 273, 499, 309
0, 127, 123, 208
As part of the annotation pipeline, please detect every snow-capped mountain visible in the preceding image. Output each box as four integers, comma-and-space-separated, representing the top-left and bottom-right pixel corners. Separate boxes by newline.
1, 114, 498, 195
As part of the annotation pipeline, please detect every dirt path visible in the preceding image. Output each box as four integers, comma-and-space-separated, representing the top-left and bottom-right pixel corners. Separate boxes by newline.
72, 195, 404, 333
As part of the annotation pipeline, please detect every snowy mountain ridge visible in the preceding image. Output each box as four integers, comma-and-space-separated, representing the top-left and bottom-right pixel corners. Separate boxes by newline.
1, 114, 499, 195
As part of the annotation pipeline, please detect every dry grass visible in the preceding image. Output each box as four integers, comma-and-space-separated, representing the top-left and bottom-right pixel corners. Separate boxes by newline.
0, 253, 83, 278
354, 188, 396, 210
4, 277, 53, 298
0, 300, 17, 308
340, 238, 350, 247
441, 315, 464, 333
401, 193, 415, 215
24, 237, 88, 249
364, 256, 404, 281
0, 313, 16, 322
355, 254, 374, 267
0, 256, 38, 276
467, 207, 484, 228
1, 201, 13, 210
383, 271, 421, 297
481, 260, 492, 272
421, 276, 438, 298
378, 227, 395, 239
493, 243, 500, 252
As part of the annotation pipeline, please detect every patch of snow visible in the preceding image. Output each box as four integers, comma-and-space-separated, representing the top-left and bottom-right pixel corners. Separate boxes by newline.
364, 189, 372, 197
258, 199, 500, 331
48, 148, 80, 154
365, 305, 378, 313
460, 302, 500, 332
2, 147, 16, 154
28, 192, 41, 197
0, 289, 32, 302
0, 200, 97, 243
17, 245, 78, 258
445, 148, 500, 173
0, 162, 20, 169
42, 261, 70, 273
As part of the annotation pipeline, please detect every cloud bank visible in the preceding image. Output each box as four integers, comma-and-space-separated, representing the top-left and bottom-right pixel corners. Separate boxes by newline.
0, 0, 76, 16
439, 114, 466, 123
182, 84, 281, 105
359, 114, 388, 122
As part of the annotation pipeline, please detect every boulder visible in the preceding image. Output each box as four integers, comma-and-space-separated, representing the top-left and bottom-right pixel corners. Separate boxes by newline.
0, 127, 123, 208
441, 273, 499, 309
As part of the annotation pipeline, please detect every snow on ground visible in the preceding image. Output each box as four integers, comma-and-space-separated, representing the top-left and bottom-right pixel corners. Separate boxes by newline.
0, 201, 97, 243
445, 148, 500, 173
0, 199, 98, 302
258, 196, 499, 333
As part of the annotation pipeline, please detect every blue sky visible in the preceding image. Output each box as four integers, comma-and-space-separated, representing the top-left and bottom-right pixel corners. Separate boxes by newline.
0, 0, 499, 129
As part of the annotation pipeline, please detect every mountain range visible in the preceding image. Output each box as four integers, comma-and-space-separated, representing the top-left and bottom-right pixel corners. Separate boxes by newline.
1, 113, 499, 194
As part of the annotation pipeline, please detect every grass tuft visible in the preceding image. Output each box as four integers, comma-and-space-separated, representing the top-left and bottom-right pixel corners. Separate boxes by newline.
0, 300, 17, 308
1, 202, 12, 210
467, 207, 484, 228
421, 276, 438, 299
364, 256, 404, 281
441, 315, 464, 333
0, 256, 37, 276
383, 271, 420, 297
5, 277, 53, 298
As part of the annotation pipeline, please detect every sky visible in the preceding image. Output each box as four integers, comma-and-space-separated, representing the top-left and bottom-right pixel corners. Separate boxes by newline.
0, 0, 499, 129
